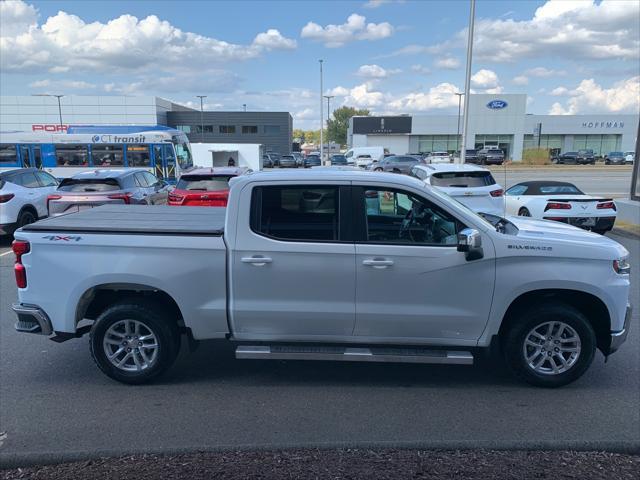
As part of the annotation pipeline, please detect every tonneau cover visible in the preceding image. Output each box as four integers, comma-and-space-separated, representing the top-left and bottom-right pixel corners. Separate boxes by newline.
21, 205, 226, 235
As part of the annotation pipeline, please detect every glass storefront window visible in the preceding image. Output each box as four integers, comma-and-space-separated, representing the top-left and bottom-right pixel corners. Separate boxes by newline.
417, 135, 460, 153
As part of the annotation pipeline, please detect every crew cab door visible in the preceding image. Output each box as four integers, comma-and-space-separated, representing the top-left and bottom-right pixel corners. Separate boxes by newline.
229, 183, 356, 339
351, 183, 495, 343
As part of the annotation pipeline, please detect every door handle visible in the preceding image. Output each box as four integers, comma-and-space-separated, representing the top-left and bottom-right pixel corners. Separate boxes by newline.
241, 256, 272, 266
362, 258, 394, 268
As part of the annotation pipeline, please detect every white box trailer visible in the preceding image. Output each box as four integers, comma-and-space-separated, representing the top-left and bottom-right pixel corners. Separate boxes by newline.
190, 143, 263, 170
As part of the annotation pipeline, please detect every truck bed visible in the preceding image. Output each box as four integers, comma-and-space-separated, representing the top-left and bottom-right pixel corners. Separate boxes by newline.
22, 205, 226, 235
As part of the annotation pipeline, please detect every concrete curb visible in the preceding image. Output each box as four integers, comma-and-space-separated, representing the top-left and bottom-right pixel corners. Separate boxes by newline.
2, 440, 639, 470
611, 227, 640, 240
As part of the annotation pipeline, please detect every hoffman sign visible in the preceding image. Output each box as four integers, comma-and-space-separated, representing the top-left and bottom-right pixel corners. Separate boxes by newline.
581, 121, 624, 129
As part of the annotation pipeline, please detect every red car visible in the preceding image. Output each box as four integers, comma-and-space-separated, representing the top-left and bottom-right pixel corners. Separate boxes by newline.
168, 167, 248, 207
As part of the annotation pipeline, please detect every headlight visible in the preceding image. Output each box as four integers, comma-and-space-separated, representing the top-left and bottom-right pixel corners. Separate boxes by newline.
613, 258, 631, 275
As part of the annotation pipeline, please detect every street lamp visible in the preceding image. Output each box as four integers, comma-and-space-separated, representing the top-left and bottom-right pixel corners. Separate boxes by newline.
32, 94, 64, 128
319, 59, 324, 165
454, 92, 464, 157
196, 95, 207, 142
243, 103, 247, 112
323, 95, 334, 156
459, 0, 476, 164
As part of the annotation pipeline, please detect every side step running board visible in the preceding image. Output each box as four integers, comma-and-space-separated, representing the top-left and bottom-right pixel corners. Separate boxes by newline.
235, 345, 473, 365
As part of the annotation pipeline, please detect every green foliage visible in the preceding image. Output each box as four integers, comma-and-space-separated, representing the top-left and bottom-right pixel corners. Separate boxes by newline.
327, 106, 370, 146
522, 148, 551, 165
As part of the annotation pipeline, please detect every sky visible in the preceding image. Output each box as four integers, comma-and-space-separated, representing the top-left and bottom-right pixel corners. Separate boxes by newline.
0, 0, 638, 129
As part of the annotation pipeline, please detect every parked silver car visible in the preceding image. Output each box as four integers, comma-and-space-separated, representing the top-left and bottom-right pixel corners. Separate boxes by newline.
47, 169, 170, 217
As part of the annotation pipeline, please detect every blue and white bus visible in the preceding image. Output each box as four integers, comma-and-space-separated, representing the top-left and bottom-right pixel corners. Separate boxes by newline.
0, 125, 193, 183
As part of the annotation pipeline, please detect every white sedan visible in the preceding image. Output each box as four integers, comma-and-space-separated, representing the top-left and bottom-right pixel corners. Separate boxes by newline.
504, 181, 617, 234
409, 163, 504, 216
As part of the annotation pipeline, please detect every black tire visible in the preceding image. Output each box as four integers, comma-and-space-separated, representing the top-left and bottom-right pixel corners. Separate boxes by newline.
502, 303, 596, 387
17, 208, 37, 227
90, 300, 180, 384
518, 207, 531, 217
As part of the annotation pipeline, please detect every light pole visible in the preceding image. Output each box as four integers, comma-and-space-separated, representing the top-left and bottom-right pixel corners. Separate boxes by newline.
323, 95, 334, 156
319, 59, 324, 164
459, 0, 476, 164
196, 95, 207, 142
455, 92, 464, 157
243, 103, 247, 112
33, 94, 64, 128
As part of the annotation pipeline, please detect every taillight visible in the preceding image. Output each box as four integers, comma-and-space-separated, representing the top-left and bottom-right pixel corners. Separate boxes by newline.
0, 193, 15, 203
12, 240, 30, 288
47, 194, 61, 211
489, 189, 504, 197
168, 192, 185, 204
107, 192, 133, 204
544, 202, 571, 211
597, 201, 616, 210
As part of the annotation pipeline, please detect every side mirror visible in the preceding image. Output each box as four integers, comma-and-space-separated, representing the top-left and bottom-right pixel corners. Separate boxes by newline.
457, 228, 483, 261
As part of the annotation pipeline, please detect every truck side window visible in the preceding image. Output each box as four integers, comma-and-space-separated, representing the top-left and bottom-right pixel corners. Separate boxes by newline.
251, 185, 339, 241
362, 187, 459, 246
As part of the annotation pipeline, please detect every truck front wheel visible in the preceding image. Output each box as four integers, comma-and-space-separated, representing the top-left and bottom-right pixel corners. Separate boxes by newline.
502, 303, 596, 387
89, 301, 180, 384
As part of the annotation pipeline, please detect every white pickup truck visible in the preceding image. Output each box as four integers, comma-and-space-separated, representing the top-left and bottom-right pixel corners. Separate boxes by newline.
11, 170, 631, 387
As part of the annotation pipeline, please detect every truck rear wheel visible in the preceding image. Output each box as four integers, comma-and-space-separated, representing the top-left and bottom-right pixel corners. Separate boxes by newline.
502, 303, 596, 388
89, 301, 180, 384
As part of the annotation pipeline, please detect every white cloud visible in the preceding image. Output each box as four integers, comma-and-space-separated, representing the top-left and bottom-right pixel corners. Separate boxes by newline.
293, 108, 316, 120
301, 13, 394, 47
449, 0, 640, 63
550, 86, 570, 96
0, 1, 295, 74
355, 64, 400, 78
548, 76, 640, 114
344, 82, 386, 107
485, 86, 504, 94
410, 64, 431, 75
471, 69, 499, 88
434, 57, 460, 69
388, 82, 460, 111
252, 29, 297, 50
327, 86, 350, 97
512, 75, 529, 85
363, 0, 405, 8
525, 67, 566, 77
28, 79, 96, 90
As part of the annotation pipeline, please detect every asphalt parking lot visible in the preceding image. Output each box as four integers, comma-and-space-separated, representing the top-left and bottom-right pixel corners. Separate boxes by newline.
0, 237, 639, 466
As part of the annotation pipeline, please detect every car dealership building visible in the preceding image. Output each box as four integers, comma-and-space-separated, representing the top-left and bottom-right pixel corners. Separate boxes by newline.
348, 94, 638, 161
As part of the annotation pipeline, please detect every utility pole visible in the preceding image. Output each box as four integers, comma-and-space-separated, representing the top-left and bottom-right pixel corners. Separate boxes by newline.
32, 94, 64, 129
323, 95, 334, 156
455, 92, 464, 157
196, 95, 207, 142
459, 0, 476, 164
319, 59, 324, 165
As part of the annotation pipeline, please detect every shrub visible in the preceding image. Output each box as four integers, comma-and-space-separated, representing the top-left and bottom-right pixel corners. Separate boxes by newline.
522, 148, 551, 165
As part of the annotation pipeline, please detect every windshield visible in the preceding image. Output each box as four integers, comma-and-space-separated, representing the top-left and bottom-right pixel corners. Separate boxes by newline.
172, 135, 193, 170
176, 175, 233, 191
539, 185, 583, 194
58, 178, 121, 192
431, 171, 496, 187
423, 182, 495, 230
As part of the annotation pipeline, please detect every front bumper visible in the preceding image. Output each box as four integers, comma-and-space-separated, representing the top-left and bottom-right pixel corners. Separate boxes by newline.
12, 304, 53, 336
609, 304, 632, 354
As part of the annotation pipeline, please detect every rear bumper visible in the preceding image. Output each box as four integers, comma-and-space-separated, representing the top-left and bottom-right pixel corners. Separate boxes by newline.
609, 304, 632, 354
12, 303, 53, 336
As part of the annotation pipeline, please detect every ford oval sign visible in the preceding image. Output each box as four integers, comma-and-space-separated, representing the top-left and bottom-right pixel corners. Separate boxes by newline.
487, 100, 508, 110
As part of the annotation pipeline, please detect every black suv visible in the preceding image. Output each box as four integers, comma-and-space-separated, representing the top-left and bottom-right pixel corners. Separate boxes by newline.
477, 148, 505, 165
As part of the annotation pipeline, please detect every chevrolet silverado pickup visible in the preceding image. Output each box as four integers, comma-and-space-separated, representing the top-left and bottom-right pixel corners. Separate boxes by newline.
11, 170, 631, 387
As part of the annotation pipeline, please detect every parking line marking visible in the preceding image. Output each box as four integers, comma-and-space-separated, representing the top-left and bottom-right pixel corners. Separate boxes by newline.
0, 250, 13, 257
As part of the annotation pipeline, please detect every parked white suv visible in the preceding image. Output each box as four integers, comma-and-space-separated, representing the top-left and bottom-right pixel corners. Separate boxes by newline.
426, 152, 452, 164
0, 168, 59, 235
409, 164, 504, 216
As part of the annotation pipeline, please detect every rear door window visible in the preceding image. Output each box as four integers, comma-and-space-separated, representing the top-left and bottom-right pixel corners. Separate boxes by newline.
58, 178, 121, 192
35, 171, 58, 187
251, 185, 340, 241
430, 171, 496, 187
18, 172, 41, 188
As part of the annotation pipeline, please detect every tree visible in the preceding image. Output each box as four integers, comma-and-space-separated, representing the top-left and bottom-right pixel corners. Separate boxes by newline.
293, 129, 306, 143
327, 106, 370, 146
